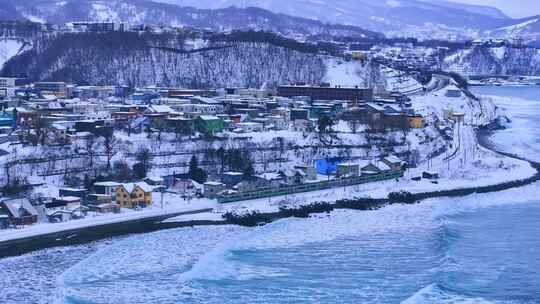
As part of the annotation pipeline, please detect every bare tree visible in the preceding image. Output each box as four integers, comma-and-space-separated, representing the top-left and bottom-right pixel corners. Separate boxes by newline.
154, 119, 167, 143
85, 135, 97, 169
34, 115, 49, 146
135, 146, 152, 178
102, 132, 119, 171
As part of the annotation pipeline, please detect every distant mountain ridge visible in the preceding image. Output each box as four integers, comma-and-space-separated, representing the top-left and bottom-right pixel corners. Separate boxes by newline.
0, 0, 382, 39
0, 0, 539, 41
157, 0, 540, 40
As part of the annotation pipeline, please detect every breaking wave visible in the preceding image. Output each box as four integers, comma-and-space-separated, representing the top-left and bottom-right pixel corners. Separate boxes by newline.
57, 181, 540, 303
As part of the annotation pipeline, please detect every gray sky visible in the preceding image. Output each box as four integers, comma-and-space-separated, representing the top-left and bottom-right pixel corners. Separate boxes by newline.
448, 0, 540, 18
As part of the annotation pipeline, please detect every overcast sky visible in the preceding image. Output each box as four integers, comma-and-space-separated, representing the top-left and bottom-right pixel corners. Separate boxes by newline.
448, 0, 540, 18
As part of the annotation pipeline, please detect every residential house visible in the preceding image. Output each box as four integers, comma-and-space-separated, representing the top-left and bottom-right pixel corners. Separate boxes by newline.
235, 174, 282, 192
222, 172, 244, 187
46, 196, 82, 210
382, 155, 405, 172
115, 182, 154, 209
166, 117, 193, 134
94, 181, 121, 200
145, 105, 176, 116
144, 176, 165, 186
336, 163, 360, 178
15, 108, 39, 128
408, 114, 425, 128
254, 172, 284, 188
34, 82, 68, 98
361, 163, 382, 176
168, 177, 201, 196
235, 122, 264, 133
0, 214, 9, 229
0, 77, 27, 88
86, 194, 119, 213
279, 169, 307, 185
0, 198, 39, 226
196, 115, 225, 135
204, 182, 226, 199
0, 110, 15, 127
294, 165, 318, 181
267, 115, 288, 130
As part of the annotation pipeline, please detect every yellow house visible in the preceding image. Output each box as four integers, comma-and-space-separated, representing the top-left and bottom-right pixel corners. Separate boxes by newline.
408, 115, 425, 129
115, 182, 154, 209
350, 51, 366, 61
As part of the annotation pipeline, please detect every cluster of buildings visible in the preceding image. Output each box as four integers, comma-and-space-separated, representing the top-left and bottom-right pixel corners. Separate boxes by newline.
471, 38, 525, 48
0, 79, 425, 146
0, 178, 161, 229
32, 21, 211, 35
204, 155, 406, 203
0, 77, 424, 228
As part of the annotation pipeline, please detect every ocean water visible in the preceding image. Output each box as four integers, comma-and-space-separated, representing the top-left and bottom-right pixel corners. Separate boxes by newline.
56, 190, 540, 304
472, 85, 540, 162
1, 86, 540, 304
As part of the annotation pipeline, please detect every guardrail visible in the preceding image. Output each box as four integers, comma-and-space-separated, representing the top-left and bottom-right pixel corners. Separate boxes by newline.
217, 170, 404, 203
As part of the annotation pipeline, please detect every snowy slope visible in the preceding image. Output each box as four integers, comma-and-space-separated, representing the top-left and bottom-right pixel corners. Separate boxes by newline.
0, 39, 23, 69
444, 46, 540, 76
0, 33, 326, 87
323, 59, 366, 87
488, 17, 540, 40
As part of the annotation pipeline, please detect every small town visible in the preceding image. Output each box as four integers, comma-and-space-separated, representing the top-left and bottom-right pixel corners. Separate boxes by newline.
0, 78, 424, 228
1, 1, 540, 303
0, 64, 532, 239
0, 17, 537, 253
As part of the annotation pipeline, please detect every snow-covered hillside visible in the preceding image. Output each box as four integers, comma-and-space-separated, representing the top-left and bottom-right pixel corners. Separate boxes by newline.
444, 46, 540, 76
324, 59, 422, 94
488, 18, 540, 41
0, 39, 23, 69
0, 33, 326, 88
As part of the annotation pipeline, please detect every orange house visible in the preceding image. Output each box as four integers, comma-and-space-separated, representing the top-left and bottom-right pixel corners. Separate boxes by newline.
115, 182, 154, 209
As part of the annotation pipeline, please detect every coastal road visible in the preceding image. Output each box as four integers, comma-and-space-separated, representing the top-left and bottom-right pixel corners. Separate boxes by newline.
0, 205, 215, 258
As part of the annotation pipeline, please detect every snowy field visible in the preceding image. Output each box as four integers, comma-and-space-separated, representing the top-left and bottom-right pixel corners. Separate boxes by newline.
0, 39, 24, 68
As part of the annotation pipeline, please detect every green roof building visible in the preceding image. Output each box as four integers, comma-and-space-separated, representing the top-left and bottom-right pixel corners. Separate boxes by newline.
196, 115, 226, 135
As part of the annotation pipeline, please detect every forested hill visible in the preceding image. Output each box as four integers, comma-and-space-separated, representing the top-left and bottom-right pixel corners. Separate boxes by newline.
444, 46, 540, 76
0, 31, 327, 88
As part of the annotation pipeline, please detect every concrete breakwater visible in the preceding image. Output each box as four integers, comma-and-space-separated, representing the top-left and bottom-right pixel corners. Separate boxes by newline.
0, 209, 212, 259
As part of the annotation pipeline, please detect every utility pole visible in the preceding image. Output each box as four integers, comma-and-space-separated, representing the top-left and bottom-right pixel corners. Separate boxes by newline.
160, 187, 164, 209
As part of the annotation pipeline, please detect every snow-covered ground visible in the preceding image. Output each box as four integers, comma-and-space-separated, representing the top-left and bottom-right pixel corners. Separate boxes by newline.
323, 58, 366, 86
382, 67, 423, 94
0, 39, 24, 68
323, 58, 422, 94
0, 194, 216, 243
479, 94, 540, 163
1, 80, 536, 244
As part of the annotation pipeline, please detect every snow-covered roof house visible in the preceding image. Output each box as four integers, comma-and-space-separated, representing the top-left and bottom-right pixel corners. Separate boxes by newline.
0, 197, 38, 226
